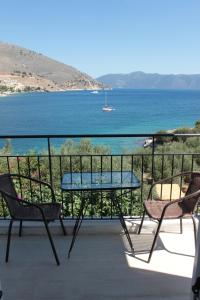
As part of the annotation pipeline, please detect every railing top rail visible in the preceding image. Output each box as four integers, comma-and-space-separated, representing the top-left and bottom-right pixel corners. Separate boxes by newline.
0, 133, 200, 139
1, 153, 200, 158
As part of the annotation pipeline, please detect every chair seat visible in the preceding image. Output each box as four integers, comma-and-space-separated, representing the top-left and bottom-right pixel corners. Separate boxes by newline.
144, 200, 188, 219
14, 203, 61, 221
138, 172, 200, 263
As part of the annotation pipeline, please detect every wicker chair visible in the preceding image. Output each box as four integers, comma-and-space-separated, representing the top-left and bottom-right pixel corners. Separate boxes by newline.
138, 171, 200, 263
0, 173, 66, 265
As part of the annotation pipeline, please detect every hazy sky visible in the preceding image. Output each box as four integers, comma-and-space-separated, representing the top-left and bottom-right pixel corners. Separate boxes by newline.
0, 0, 200, 77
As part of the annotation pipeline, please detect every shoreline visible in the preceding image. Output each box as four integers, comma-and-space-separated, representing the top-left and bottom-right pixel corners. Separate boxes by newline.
0, 91, 14, 97
0, 87, 105, 97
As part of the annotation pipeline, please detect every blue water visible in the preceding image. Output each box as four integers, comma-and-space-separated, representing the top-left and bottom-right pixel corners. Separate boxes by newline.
0, 89, 200, 153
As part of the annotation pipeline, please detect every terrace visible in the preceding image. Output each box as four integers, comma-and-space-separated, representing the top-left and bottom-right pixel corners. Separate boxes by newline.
0, 133, 199, 300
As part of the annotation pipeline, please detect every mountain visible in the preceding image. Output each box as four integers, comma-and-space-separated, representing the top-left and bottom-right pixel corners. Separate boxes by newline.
0, 42, 103, 93
97, 71, 200, 89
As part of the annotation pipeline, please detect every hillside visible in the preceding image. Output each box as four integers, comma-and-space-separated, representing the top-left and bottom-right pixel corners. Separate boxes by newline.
0, 42, 103, 94
97, 71, 200, 89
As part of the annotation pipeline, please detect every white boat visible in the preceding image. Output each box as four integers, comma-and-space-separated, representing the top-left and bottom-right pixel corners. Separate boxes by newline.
102, 106, 113, 112
91, 90, 99, 94
143, 138, 153, 148
102, 91, 114, 112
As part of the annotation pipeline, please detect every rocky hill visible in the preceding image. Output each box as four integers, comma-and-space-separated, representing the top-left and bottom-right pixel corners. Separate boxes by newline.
97, 71, 200, 89
0, 42, 103, 94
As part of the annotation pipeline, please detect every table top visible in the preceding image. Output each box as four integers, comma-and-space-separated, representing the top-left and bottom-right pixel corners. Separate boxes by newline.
61, 171, 140, 191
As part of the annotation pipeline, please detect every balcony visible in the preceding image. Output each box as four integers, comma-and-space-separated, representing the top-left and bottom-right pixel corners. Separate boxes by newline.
0, 133, 199, 299
0, 218, 196, 300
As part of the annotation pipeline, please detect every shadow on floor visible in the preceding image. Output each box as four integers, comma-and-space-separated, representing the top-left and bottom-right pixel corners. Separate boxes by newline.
0, 232, 193, 300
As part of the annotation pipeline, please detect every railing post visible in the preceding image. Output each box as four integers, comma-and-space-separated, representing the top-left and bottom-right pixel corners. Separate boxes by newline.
152, 136, 155, 182
47, 137, 53, 188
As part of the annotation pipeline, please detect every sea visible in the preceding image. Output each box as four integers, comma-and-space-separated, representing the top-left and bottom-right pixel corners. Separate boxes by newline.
0, 89, 200, 154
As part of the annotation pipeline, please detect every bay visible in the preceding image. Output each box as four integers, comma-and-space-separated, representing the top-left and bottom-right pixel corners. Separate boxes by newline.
0, 89, 200, 154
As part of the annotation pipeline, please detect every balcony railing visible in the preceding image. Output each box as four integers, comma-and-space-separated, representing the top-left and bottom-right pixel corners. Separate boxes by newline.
0, 133, 200, 219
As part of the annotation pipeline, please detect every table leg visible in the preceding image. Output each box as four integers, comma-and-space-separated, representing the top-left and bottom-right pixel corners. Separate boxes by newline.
68, 193, 89, 258
110, 191, 134, 251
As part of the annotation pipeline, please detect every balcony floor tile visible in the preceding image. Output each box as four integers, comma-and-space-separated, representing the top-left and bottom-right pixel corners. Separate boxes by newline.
0, 220, 196, 300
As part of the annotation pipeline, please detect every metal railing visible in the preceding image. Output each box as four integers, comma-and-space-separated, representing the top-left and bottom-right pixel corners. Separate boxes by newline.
0, 133, 200, 219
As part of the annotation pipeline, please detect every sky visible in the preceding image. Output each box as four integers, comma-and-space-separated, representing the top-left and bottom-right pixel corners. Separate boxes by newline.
0, 0, 200, 78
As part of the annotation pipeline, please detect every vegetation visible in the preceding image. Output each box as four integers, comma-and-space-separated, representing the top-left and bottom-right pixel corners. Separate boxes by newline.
0, 122, 200, 218
156, 121, 200, 144
0, 85, 14, 93
0, 84, 40, 94
24, 86, 35, 92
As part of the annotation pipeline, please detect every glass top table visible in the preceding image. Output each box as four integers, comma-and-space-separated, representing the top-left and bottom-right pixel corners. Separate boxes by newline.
61, 171, 140, 257
61, 171, 140, 191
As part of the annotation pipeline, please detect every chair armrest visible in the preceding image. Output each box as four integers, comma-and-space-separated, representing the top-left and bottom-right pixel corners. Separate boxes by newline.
147, 171, 195, 199
9, 173, 56, 202
0, 190, 46, 218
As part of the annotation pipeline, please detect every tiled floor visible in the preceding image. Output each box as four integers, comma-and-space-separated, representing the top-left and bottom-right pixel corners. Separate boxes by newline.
0, 219, 196, 300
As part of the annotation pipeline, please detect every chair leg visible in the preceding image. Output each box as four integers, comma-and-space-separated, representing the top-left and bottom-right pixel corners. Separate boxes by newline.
6, 220, 13, 263
43, 219, 60, 266
191, 215, 197, 248
59, 216, 67, 236
138, 209, 145, 234
180, 218, 183, 234
19, 220, 23, 237
147, 218, 163, 263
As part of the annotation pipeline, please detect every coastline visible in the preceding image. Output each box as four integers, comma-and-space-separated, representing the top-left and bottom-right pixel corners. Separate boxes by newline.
0, 91, 14, 97
0, 87, 104, 97
0, 70, 104, 97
